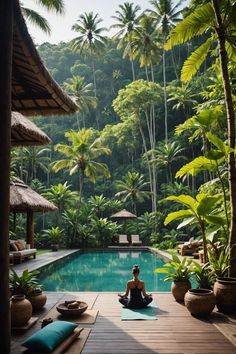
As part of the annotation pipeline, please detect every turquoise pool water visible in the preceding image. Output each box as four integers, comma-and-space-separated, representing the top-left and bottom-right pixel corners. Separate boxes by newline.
38, 250, 171, 292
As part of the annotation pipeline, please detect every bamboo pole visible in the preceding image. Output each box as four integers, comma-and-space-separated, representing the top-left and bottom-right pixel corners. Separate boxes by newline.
0, 0, 13, 353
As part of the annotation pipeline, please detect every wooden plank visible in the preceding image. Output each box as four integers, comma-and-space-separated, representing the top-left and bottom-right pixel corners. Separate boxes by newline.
11, 293, 236, 354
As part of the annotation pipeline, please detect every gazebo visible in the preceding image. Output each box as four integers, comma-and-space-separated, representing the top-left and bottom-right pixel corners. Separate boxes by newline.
0, 1, 78, 351
11, 111, 51, 146
110, 209, 137, 220
10, 178, 58, 247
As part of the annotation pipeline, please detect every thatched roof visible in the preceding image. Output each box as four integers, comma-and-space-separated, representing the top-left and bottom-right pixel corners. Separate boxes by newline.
10, 178, 57, 212
110, 209, 137, 219
12, 1, 78, 116
11, 111, 51, 146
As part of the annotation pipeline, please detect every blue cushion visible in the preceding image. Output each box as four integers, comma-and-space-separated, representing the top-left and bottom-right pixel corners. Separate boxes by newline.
22, 320, 78, 353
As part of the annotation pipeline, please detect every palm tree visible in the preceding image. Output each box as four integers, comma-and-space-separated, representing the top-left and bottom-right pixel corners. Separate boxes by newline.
115, 171, 150, 214
110, 2, 141, 80
131, 15, 161, 81
88, 195, 108, 218
148, 141, 186, 183
165, 0, 236, 275
52, 128, 111, 199
167, 81, 197, 117
149, 0, 184, 142
71, 12, 107, 97
64, 75, 97, 128
43, 182, 78, 214
21, 147, 50, 182
21, 0, 64, 34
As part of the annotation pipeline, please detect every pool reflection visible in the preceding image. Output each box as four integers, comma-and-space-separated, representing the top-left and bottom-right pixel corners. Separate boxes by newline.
38, 250, 171, 292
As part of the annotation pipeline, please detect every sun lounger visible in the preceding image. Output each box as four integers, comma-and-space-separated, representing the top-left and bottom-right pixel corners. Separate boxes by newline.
131, 234, 142, 246
177, 240, 202, 256
118, 234, 129, 246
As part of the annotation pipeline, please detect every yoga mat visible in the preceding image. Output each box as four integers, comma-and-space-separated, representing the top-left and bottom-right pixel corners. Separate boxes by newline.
121, 301, 157, 320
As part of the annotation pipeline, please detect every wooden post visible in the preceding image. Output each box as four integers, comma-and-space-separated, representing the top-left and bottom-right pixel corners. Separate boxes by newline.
27, 210, 34, 248
13, 211, 16, 234
0, 0, 13, 353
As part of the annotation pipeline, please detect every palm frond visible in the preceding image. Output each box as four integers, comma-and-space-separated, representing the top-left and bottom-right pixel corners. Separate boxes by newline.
181, 38, 213, 82
165, 3, 214, 50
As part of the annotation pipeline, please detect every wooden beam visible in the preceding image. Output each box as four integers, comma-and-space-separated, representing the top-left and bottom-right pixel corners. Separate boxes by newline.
0, 0, 13, 353
26, 210, 34, 248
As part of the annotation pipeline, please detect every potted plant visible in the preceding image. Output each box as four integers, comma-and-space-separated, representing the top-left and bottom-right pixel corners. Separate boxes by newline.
10, 269, 47, 311
42, 226, 63, 251
190, 260, 214, 290
155, 255, 192, 302
184, 261, 216, 317
209, 246, 236, 313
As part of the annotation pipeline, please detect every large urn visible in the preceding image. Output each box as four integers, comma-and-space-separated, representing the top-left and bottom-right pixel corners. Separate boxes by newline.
27, 290, 47, 311
11, 295, 32, 327
185, 289, 216, 316
171, 280, 191, 302
214, 277, 236, 314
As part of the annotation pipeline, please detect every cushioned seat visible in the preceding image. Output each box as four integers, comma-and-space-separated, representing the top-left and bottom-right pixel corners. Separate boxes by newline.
9, 239, 36, 263
177, 240, 202, 256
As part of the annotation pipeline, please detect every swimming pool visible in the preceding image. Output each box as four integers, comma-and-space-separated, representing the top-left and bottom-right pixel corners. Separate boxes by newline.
38, 250, 171, 292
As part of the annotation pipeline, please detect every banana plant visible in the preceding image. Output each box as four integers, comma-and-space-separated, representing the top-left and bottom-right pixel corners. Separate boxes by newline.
176, 132, 233, 234
164, 193, 224, 262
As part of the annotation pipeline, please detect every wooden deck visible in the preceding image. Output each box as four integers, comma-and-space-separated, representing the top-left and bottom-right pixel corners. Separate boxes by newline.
11, 292, 236, 354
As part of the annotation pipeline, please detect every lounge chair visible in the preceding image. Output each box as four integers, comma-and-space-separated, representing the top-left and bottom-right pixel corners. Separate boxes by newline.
118, 234, 129, 246
177, 240, 202, 256
131, 234, 142, 246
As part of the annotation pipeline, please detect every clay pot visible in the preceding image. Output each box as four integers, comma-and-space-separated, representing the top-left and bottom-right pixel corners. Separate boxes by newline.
11, 294, 32, 327
171, 280, 191, 302
184, 288, 216, 316
27, 291, 47, 311
214, 277, 236, 314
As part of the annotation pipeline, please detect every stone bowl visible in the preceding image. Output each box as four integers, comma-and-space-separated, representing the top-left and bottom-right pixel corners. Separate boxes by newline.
56, 301, 88, 316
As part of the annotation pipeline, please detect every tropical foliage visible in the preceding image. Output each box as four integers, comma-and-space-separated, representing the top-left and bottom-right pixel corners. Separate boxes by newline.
11, 1, 236, 276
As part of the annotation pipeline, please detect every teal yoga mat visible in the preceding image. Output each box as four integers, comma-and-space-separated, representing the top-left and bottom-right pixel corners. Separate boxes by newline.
121, 301, 157, 320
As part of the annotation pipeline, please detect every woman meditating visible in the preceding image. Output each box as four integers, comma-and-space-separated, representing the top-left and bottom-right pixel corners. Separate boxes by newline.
118, 265, 153, 308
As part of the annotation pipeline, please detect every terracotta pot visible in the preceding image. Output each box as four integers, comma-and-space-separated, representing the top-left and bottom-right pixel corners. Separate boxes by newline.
27, 291, 47, 311
51, 244, 59, 251
11, 294, 32, 327
184, 288, 216, 316
214, 277, 236, 314
171, 280, 191, 302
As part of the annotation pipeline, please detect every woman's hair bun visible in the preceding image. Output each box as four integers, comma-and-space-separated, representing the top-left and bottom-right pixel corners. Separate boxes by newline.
133, 264, 139, 269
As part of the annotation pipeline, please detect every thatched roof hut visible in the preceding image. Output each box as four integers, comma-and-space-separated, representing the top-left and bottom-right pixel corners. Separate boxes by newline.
110, 209, 137, 220
10, 178, 57, 213
12, 1, 78, 116
11, 112, 51, 146
10, 178, 57, 247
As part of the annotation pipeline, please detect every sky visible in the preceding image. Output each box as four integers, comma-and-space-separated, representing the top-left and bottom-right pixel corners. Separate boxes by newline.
23, 0, 190, 45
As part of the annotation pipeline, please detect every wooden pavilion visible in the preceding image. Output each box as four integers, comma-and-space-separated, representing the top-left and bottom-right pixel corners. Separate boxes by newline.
10, 178, 58, 247
0, 1, 78, 352
11, 111, 51, 146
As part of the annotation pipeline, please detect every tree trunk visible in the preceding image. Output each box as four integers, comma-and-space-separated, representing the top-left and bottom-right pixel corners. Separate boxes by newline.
163, 46, 168, 142
131, 59, 135, 81
0, 1, 13, 352
92, 60, 97, 98
212, 0, 236, 276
